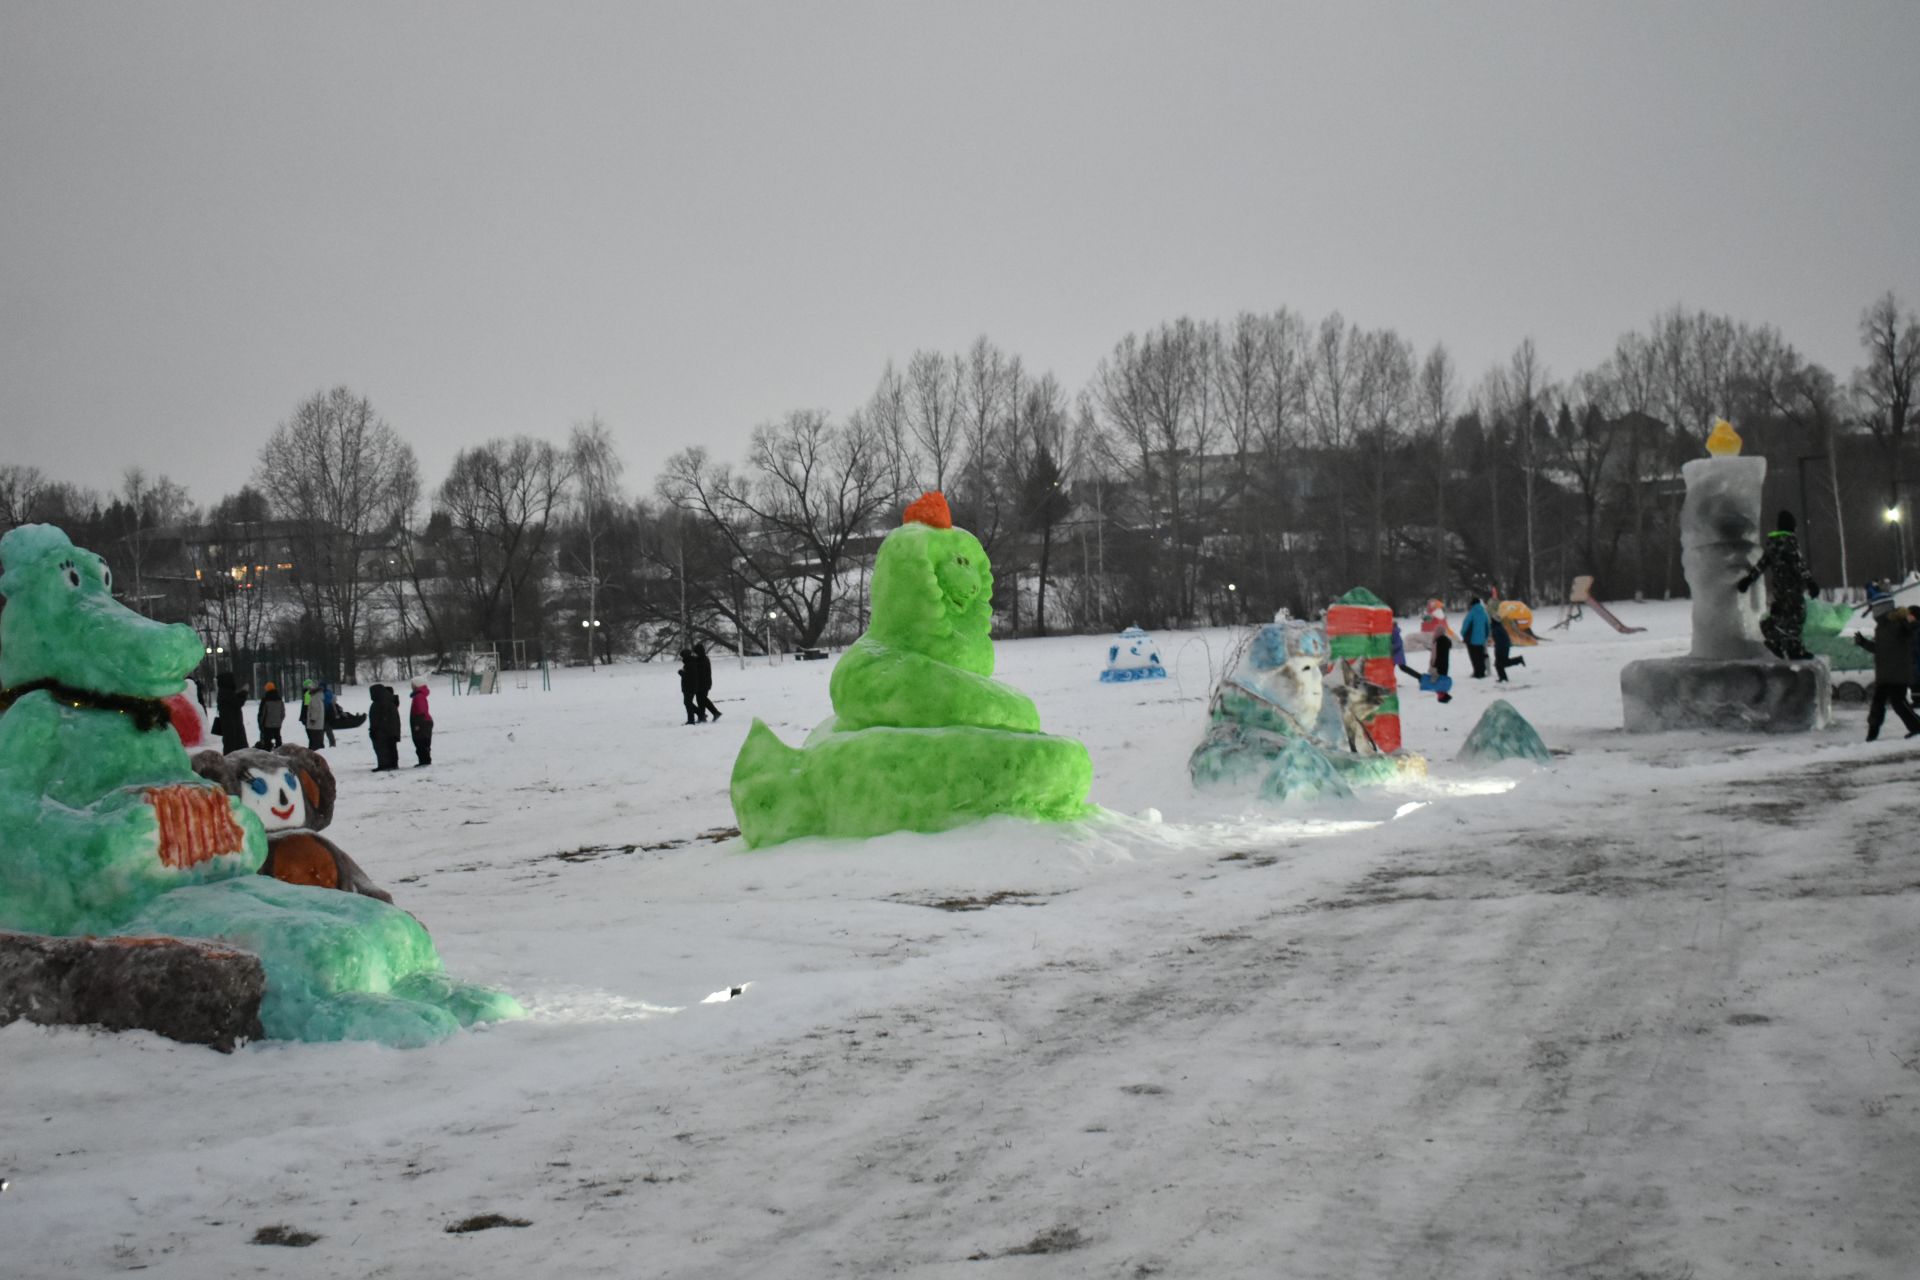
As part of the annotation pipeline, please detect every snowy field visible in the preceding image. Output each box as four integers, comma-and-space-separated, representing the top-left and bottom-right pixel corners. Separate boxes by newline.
4, 600, 1918, 1279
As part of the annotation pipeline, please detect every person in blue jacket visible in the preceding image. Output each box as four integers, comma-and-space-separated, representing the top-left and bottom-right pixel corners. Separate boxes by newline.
1461, 596, 1492, 679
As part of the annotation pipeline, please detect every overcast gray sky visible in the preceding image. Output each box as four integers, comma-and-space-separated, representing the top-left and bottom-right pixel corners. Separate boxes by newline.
4, 1, 1916, 506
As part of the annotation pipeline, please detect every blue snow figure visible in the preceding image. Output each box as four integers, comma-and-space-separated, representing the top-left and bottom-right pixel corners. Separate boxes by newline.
1099, 625, 1168, 683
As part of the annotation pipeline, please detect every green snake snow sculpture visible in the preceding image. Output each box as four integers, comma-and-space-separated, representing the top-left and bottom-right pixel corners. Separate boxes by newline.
730, 493, 1093, 847
0, 524, 520, 1046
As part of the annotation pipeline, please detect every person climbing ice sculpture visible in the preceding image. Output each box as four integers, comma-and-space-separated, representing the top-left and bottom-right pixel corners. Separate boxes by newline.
1736, 509, 1818, 661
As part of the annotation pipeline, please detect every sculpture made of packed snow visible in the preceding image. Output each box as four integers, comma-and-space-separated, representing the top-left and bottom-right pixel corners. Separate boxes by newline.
1190, 596, 1425, 801
0, 524, 520, 1046
1458, 700, 1552, 764
1495, 601, 1542, 645
729, 494, 1093, 847
1326, 588, 1402, 753
192, 745, 395, 902
1099, 625, 1168, 682
1621, 422, 1831, 733
1800, 598, 1870, 672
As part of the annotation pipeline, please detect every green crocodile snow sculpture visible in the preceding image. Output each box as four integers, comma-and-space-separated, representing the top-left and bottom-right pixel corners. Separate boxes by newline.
0, 524, 521, 1046
730, 493, 1092, 847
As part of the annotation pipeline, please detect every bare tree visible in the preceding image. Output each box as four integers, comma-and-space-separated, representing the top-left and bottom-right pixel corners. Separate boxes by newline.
1555, 373, 1621, 580
856, 361, 912, 495
0, 464, 51, 531
1853, 291, 1920, 531
1415, 344, 1457, 589
1499, 339, 1550, 601
1089, 318, 1221, 620
658, 410, 897, 649
1258, 309, 1310, 606
1604, 331, 1666, 596
1752, 337, 1851, 585
567, 417, 625, 666
1214, 313, 1272, 599
115, 466, 193, 614
438, 436, 574, 650
191, 486, 279, 660
1305, 312, 1364, 586
952, 336, 1017, 559
905, 349, 966, 491
377, 462, 444, 673
1353, 328, 1415, 590
1002, 371, 1075, 634
256, 387, 419, 681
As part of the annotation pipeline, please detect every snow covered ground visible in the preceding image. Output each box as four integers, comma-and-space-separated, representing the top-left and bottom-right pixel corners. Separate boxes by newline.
5, 600, 1918, 1279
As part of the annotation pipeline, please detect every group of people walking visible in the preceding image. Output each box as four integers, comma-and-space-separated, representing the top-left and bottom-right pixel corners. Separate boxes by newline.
1403, 595, 1525, 702
1459, 597, 1526, 684
208, 671, 432, 769
678, 643, 721, 724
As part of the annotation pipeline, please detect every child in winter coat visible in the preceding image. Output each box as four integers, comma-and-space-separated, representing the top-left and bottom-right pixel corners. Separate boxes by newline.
367, 684, 402, 771
256, 681, 285, 749
1491, 611, 1526, 683
1429, 630, 1454, 703
300, 679, 327, 749
320, 681, 339, 746
1461, 598, 1492, 679
213, 671, 249, 754
408, 678, 433, 767
1854, 595, 1920, 740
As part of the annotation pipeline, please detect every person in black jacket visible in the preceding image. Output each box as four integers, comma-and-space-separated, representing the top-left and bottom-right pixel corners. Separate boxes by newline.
690, 642, 721, 722
678, 649, 704, 724
214, 670, 249, 754
1738, 510, 1818, 660
367, 684, 403, 771
1854, 596, 1920, 741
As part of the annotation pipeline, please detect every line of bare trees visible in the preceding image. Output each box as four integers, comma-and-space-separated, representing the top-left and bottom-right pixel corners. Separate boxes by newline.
4, 290, 1915, 673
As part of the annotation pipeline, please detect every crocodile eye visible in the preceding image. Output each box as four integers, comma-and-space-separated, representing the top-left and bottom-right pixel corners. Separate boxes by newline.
60, 560, 80, 589
98, 560, 111, 589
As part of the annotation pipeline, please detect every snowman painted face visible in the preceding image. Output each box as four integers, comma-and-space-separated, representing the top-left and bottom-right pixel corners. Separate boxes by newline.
241, 765, 306, 830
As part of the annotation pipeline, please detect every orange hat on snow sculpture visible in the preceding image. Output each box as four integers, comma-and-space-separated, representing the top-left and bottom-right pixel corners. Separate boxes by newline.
902, 491, 953, 529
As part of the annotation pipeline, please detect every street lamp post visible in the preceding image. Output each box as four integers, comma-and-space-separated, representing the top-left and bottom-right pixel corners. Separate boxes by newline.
1885, 505, 1907, 582
765, 610, 777, 664
580, 617, 601, 666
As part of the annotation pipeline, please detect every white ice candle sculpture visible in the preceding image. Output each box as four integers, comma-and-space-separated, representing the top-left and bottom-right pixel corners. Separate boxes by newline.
1681, 420, 1768, 660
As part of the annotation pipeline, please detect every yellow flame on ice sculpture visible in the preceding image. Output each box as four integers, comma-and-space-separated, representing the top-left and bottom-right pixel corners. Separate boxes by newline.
1705, 419, 1743, 457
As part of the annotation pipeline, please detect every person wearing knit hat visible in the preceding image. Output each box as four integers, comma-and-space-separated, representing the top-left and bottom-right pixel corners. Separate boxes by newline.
1737, 509, 1819, 660
408, 676, 433, 767
299, 677, 327, 750
255, 679, 285, 750
1853, 588, 1920, 740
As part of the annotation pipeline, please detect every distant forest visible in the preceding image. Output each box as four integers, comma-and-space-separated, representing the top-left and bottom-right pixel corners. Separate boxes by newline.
3, 292, 1915, 681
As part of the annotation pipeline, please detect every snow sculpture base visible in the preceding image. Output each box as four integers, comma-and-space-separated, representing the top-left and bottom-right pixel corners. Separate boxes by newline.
0, 929, 265, 1052
1620, 657, 1831, 734
733, 719, 1092, 847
